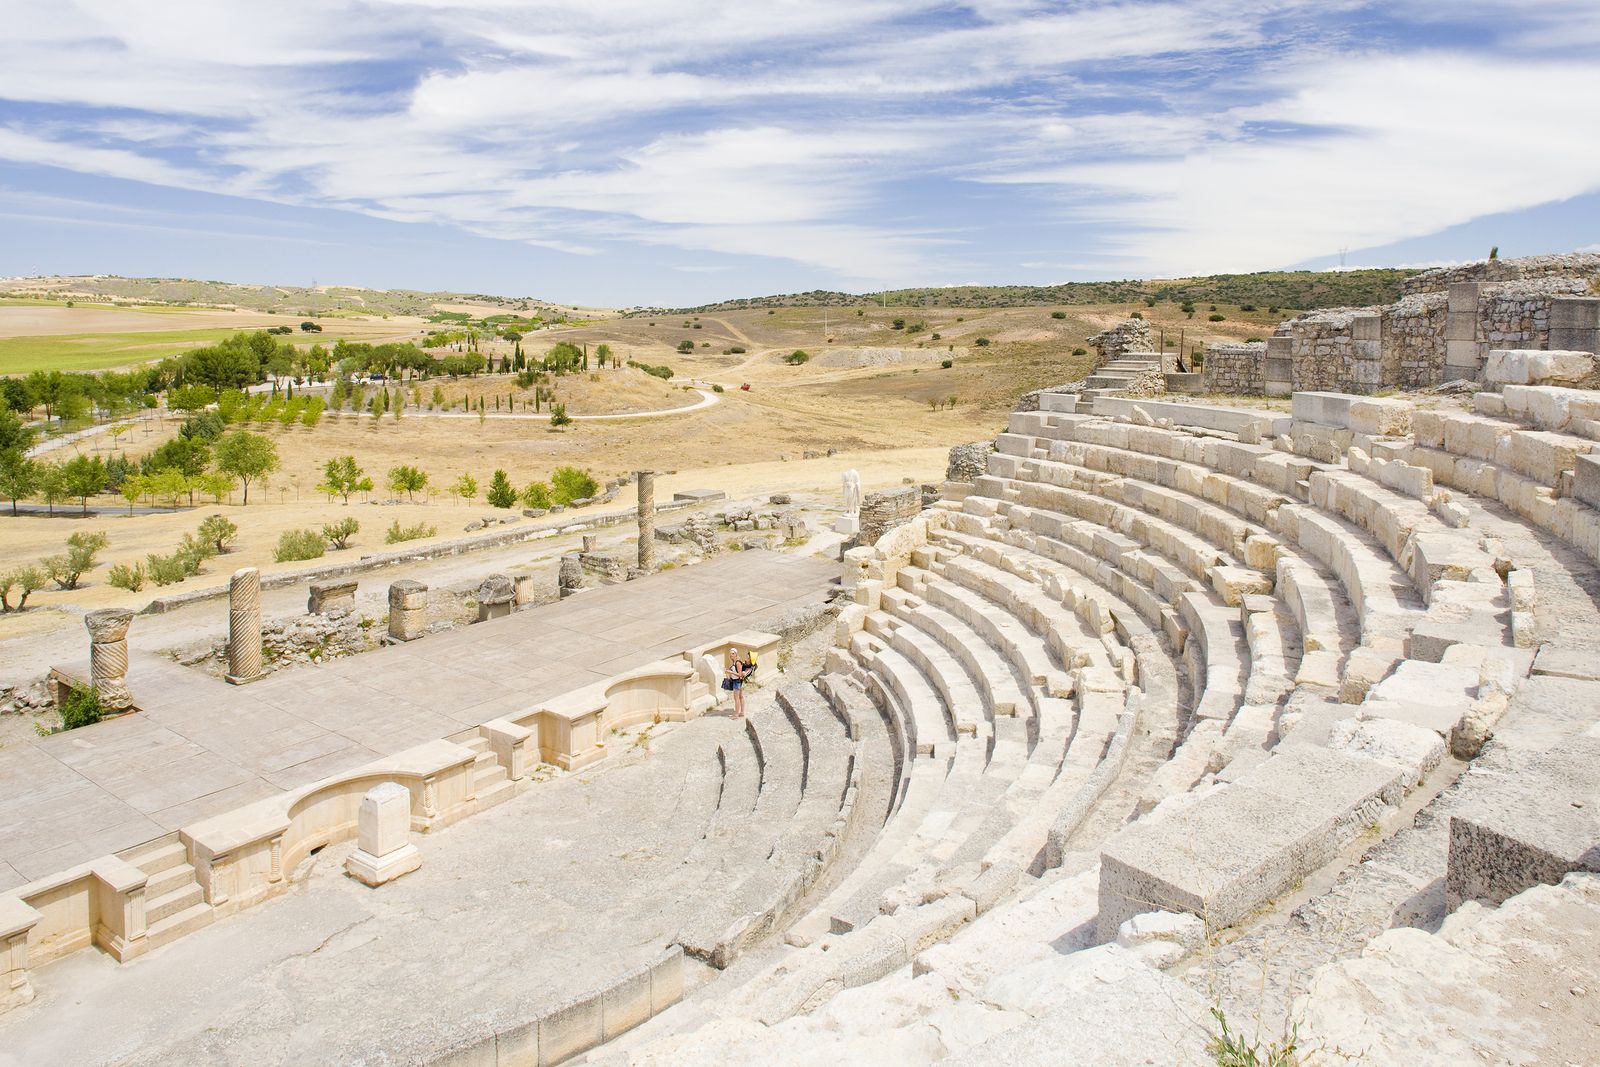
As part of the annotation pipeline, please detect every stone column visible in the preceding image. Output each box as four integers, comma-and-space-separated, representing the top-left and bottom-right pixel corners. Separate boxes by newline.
85, 607, 134, 711
387, 580, 428, 642
307, 578, 357, 616
345, 782, 421, 887
636, 470, 656, 571
225, 568, 263, 685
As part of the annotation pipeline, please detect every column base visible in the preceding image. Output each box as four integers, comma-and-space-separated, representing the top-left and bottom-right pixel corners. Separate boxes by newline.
345, 844, 421, 887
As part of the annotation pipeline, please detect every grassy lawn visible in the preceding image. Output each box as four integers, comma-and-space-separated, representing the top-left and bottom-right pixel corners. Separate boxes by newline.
0, 326, 387, 375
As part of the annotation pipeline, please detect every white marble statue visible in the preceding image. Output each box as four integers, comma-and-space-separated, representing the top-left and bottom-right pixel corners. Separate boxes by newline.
842, 469, 862, 515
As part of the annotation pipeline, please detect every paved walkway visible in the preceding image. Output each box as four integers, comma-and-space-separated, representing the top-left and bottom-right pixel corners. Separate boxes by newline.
0, 710, 752, 1066
0, 550, 836, 890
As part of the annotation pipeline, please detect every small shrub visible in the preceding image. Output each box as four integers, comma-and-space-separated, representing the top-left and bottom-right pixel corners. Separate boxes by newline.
44, 530, 109, 590
729, 345, 746, 354
1145, 297, 1156, 307
197, 514, 238, 553
1130, 311, 1143, 319
59, 685, 106, 731
386, 519, 435, 544
891, 318, 905, 330
676, 340, 694, 353
1051, 311, 1067, 319
1205, 1007, 1301, 1067
1240, 304, 1257, 312
784, 350, 810, 365
145, 551, 191, 587
973, 337, 991, 347
930, 332, 941, 340
711, 383, 724, 393
274, 528, 327, 563
1209, 313, 1226, 322
322, 516, 360, 549
0, 566, 46, 612
108, 561, 147, 592
521, 481, 551, 509
941, 359, 954, 369
550, 466, 597, 504
550, 403, 571, 427
1072, 347, 1088, 356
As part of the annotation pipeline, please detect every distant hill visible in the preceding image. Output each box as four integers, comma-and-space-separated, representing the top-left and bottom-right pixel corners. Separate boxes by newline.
645, 268, 1418, 315
0, 275, 552, 318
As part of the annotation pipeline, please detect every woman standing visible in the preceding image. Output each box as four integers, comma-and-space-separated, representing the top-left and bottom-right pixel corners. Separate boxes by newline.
723, 647, 753, 718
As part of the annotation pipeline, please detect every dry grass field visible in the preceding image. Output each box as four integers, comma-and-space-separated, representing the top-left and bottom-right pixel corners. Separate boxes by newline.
0, 293, 1274, 652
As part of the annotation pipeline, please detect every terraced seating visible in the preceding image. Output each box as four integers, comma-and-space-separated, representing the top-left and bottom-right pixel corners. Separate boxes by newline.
675, 685, 863, 967
591, 388, 1600, 1065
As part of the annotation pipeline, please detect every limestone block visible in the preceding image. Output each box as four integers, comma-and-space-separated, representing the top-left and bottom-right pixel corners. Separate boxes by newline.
1292, 391, 1357, 429
1410, 409, 1445, 449
475, 574, 516, 622
1570, 454, 1600, 510
1327, 717, 1445, 791
1472, 392, 1507, 418
345, 782, 421, 887
1348, 398, 1413, 437
387, 579, 428, 641
1208, 565, 1272, 606
1485, 348, 1598, 388
306, 578, 357, 616
1338, 647, 1400, 704
1097, 746, 1405, 938
1446, 734, 1600, 909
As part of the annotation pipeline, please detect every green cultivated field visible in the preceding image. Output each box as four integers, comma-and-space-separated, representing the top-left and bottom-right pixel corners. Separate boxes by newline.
0, 326, 380, 375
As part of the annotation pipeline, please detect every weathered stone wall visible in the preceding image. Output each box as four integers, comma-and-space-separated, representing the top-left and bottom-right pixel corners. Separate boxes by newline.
1402, 252, 1600, 295
858, 486, 921, 546
1382, 292, 1448, 388
1086, 319, 1155, 365
1281, 310, 1369, 392
1477, 278, 1590, 350
1201, 342, 1265, 395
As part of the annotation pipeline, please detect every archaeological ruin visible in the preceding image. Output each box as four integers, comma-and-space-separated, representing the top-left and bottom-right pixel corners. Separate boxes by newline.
1, 254, 1598, 1065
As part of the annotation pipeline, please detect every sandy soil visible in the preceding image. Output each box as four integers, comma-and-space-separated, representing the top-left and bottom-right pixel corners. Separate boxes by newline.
0, 303, 426, 342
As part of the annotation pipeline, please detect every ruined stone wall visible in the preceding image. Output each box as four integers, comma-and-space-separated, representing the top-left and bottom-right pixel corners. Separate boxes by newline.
1477, 278, 1590, 350
1402, 252, 1600, 295
1382, 292, 1448, 389
1086, 319, 1155, 365
1201, 342, 1265, 395
1282, 310, 1368, 392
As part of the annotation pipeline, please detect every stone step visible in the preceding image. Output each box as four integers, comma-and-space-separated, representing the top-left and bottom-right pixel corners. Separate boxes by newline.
145, 900, 215, 948
124, 837, 188, 877
883, 596, 1028, 719
144, 860, 197, 899
864, 643, 955, 758
146, 879, 205, 925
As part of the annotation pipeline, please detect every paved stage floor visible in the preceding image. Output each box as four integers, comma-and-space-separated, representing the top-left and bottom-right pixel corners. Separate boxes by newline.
0, 550, 837, 889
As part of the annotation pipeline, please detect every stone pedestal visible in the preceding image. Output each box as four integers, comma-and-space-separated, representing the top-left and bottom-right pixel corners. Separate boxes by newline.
636, 471, 656, 571
0, 897, 40, 1012
476, 574, 516, 622
834, 514, 860, 536
307, 578, 357, 616
85, 607, 134, 711
387, 580, 428, 642
558, 555, 585, 599
225, 568, 263, 685
582, 534, 598, 553
513, 574, 539, 606
344, 782, 421, 887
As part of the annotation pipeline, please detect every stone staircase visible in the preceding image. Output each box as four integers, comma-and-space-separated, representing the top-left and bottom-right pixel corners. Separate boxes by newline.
120, 835, 215, 948
1079, 355, 1161, 403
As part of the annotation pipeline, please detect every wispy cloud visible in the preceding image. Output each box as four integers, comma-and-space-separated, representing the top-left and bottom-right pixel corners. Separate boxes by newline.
0, 0, 1596, 300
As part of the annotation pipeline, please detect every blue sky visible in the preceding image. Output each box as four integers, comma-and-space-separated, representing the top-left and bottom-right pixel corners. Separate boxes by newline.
0, 0, 1596, 307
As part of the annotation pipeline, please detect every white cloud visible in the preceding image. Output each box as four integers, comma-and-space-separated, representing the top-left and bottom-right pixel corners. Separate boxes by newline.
978, 52, 1600, 274
0, 0, 1597, 293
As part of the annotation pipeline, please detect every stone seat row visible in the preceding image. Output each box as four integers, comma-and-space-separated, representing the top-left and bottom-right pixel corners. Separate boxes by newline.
676, 684, 866, 968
